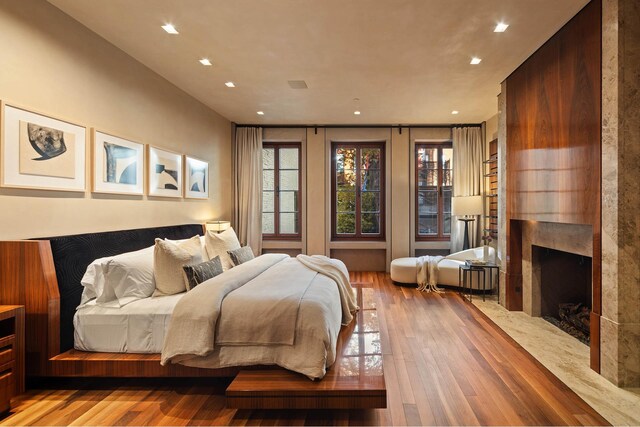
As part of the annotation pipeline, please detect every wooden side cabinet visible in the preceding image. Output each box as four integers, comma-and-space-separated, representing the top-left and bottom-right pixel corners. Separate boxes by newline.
0, 306, 24, 415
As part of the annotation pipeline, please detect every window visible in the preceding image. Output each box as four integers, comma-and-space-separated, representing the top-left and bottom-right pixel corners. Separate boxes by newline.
331, 141, 385, 240
262, 143, 301, 239
415, 143, 453, 240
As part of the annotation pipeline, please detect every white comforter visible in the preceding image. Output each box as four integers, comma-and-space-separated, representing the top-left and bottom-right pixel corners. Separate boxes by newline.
161, 254, 353, 379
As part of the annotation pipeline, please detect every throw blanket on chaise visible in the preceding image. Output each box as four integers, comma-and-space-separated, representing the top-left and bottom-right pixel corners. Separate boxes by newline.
416, 255, 444, 292
161, 253, 358, 379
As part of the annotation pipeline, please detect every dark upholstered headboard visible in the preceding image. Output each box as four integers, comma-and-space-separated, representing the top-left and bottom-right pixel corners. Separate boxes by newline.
36, 224, 204, 352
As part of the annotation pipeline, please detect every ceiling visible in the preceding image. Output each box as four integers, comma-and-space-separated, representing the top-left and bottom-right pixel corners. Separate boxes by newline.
48, 0, 589, 125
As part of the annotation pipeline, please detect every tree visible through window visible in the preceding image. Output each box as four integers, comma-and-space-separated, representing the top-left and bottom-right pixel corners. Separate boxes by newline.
416, 143, 452, 240
262, 143, 301, 239
332, 141, 385, 240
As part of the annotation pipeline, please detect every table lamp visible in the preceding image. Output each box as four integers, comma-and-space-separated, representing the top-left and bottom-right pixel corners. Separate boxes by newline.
451, 195, 482, 250
206, 220, 231, 233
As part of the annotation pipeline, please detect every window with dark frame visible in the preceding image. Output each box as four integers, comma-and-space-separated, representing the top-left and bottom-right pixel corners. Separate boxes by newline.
331, 141, 385, 241
415, 143, 453, 241
262, 143, 302, 240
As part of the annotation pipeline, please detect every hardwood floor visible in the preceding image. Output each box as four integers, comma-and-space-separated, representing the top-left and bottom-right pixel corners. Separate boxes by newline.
1, 272, 608, 426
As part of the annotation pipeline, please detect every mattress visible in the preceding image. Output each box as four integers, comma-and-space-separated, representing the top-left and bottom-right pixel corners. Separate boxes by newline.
74, 293, 183, 353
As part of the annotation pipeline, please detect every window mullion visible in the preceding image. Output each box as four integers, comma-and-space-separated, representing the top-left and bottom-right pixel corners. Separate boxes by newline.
438, 146, 442, 238
355, 147, 362, 238
274, 149, 280, 237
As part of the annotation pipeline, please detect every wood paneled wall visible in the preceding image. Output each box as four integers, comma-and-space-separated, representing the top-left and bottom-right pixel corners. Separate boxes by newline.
505, 0, 601, 371
506, 0, 601, 225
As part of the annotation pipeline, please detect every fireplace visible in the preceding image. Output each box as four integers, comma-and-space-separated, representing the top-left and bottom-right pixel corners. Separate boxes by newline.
514, 221, 598, 367
534, 245, 592, 344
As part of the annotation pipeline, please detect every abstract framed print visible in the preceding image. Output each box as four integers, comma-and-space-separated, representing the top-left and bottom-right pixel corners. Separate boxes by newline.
92, 130, 144, 195
1, 101, 86, 192
148, 146, 183, 198
185, 155, 209, 199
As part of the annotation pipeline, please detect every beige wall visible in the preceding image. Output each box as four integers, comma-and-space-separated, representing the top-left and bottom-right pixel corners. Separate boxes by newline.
0, 0, 232, 240
485, 114, 498, 141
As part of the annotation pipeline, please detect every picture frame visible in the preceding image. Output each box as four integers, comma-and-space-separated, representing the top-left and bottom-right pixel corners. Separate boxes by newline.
148, 145, 183, 198
92, 130, 144, 195
1, 101, 87, 192
185, 155, 209, 199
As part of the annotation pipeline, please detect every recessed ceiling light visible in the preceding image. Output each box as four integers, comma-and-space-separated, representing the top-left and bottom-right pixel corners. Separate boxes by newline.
470, 57, 482, 65
288, 80, 308, 89
225, 81, 236, 88
257, 111, 264, 115
451, 110, 459, 115
354, 111, 361, 115
199, 58, 212, 66
494, 22, 509, 32
161, 24, 179, 34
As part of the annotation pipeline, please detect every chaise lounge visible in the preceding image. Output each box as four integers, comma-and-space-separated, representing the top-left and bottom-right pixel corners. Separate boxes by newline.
390, 247, 497, 289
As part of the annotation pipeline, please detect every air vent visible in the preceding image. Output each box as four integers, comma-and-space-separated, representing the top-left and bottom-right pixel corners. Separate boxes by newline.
288, 80, 308, 89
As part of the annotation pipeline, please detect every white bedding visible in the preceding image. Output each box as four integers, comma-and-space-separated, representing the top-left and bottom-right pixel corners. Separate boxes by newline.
74, 253, 353, 379
74, 293, 183, 353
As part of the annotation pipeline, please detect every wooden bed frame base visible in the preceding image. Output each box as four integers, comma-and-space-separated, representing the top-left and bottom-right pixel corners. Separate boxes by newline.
0, 239, 386, 408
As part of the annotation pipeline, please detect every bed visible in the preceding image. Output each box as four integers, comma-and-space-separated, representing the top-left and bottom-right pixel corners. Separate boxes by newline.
0, 224, 351, 379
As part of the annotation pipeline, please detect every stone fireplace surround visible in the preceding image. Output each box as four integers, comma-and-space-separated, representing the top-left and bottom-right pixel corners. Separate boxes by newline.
521, 222, 593, 318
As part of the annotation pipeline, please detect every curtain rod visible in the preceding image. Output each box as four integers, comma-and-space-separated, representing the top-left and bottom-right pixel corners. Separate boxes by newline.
233, 123, 482, 129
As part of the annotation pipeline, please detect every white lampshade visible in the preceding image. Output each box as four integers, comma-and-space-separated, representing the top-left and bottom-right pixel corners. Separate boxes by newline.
451, 195, 483, 216
206, 220, 231, 233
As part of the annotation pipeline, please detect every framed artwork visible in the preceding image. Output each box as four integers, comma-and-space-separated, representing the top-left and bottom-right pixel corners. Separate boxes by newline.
148, 146, 183, 198
1, 101, 86, 192
185, 156, 209, 199
92, 130, 144, 195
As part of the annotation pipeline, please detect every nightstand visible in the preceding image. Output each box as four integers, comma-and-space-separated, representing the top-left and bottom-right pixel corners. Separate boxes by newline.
0, 306, 24, 415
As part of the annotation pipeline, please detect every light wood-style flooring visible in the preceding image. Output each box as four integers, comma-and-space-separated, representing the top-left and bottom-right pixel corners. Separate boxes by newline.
1, 272, 609, 426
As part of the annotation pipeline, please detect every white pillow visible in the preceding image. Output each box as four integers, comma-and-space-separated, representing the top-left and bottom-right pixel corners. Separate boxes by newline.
165, 235, 208, 260
96, 246, 154, 307
80, 256, 111, 306
153, 236, 204, 296
98, 245, 155, 307
204, 227, 241, 271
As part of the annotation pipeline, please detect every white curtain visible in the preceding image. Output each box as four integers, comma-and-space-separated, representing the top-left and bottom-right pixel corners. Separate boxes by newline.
451, 127, 485, 253
233, 127, 263, 255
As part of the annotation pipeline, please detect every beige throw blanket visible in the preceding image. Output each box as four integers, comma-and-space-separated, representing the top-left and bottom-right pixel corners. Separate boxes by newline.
161, 253, 288, 365
215, 257, 317, 346
416, 255, 444, 292
296, 254, 359, 325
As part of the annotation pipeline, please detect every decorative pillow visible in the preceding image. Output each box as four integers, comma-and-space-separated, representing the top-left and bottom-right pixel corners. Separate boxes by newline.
227, 246, 255, 266
182, 256, 223, 291
165, 235, 208, 261
153, 236, 204, 296
205, 227, 241, 271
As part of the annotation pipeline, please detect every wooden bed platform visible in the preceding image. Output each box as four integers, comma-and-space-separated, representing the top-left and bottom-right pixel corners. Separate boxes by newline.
0, 225, 386, 409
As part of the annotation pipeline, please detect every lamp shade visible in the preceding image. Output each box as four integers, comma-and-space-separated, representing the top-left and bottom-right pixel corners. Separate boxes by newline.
206, 220, 231, 233
451, 195, 483, 216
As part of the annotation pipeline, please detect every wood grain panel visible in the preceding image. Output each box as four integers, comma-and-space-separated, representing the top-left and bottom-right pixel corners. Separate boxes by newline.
505, 0, 601, 370
1, 272, 609, 426
0, 241, 58, 376
506, 0, 601, 225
